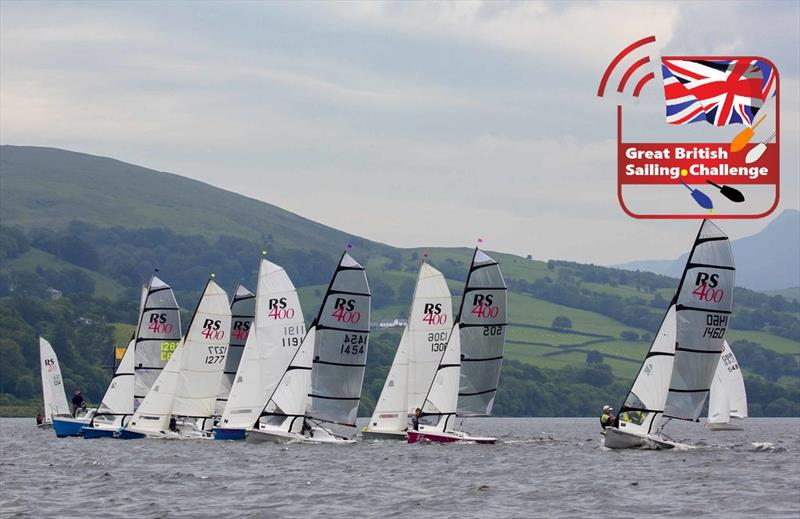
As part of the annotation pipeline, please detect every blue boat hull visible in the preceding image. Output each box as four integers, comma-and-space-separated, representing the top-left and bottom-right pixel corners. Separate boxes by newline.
116, 429, 147, 440
80, 427, 116, 439
213, 427, 246, 440
52, 417, 90, 438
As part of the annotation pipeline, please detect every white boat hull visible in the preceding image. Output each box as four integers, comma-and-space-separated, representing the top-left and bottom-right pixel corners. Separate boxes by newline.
361, 429, 407, 441
603, 427, 692, 450
706, 421, 745, 431
246, 427, 304, 444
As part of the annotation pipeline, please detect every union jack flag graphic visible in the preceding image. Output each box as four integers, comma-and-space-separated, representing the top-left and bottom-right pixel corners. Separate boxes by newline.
661, 58, 776, 127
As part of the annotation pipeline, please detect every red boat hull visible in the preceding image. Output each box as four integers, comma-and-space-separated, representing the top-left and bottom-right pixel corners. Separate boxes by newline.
407, 430, 496, 445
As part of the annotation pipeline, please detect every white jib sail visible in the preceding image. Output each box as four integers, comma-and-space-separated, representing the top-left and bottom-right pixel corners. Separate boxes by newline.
127, 346, 184, 434
366, 326, 410, 433
134, 275, 181, 409
664, 220, 735, 422
420, 323, 462, 433
260, 326, 316, 433
172, 279, 232, 419
39, 337, 71, 421
708, 341, 748, 423
616, 305, 677, 437
215, 285, 255, 415
95, 339, 136, 422
219, 260, 305, 430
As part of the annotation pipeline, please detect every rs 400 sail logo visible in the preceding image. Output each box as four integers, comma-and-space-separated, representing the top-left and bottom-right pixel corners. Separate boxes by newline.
598, 36, 780, 219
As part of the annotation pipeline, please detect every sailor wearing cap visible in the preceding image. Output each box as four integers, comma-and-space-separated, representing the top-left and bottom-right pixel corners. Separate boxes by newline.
600, 405, 616, 430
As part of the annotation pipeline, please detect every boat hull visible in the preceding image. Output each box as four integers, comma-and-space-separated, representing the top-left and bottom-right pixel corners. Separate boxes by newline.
361, 429, 407, 441
213, 427, 246, 441
246, 428, 303, 444
80, 426, 116, 439
407, 429, 496, 445
603, 427, 691, 450
116, 428, 148, 440
706, 421, 745, 431
36, 422, 52, 429
52, 417, 92, 438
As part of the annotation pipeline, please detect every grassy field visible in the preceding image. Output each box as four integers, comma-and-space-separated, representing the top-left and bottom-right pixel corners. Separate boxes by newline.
2, 248, 125, 299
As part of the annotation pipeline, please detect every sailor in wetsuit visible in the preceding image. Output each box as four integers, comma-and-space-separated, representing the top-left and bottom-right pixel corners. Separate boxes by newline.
411, 408, 422, 431
600, 405, 616, 430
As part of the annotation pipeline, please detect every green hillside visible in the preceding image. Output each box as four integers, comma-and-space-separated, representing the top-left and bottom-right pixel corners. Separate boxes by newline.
1, 145, 797, 416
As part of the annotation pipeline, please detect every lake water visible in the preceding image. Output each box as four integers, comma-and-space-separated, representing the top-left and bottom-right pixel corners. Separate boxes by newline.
1, 417, 798, 518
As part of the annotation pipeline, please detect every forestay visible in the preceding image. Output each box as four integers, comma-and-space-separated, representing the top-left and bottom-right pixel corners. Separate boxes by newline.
708, 341, 748, 424
220, 260, 305, 430
39, 337, 71, 421
369, 262, 452, 433
616, 305, 677, 437
664, 220, 735, 422
171, 280, 232, 419
215, 285, 255, 415
420, 323, 462, 432
457, 249, 508, 416
306, 252, 372, 426
134, 275, 181, 409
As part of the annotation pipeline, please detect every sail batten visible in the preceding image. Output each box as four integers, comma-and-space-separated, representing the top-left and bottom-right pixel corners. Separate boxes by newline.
305, 252, 372, 427
133, 275, 181, 410
457, 249, 508, 416
219, 260, 305, 430
663, 220, 735, 423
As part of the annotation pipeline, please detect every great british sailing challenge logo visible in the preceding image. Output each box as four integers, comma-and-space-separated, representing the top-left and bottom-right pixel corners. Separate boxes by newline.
598, 36, 780, 219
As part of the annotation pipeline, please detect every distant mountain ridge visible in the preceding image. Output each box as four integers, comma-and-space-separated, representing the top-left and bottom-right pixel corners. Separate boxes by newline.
615, 209, 800, 292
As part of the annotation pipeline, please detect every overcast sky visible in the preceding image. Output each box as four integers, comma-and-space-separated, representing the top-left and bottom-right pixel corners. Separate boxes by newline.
2, 1, 798, 264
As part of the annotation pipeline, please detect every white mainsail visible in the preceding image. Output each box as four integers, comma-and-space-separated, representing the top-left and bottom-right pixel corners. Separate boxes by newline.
306, 252, 372, 427
614, 305, 677, 437
171, 280, 232, 422
457, 248, 508, 416
708, 341, 748, 425
39, 337, 71, 422
219, 260, 305, 430
215, 285, 255, 415
134, 275, 181, 409
663, 220, 735, 424
366, 262, 452, 434
420, 323, 462, 433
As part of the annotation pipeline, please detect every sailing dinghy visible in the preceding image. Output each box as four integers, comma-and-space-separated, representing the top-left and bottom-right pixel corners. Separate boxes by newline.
706, 341, 747, 431
363, 262, 452, 441
120, 278, 231, 439
406, 323, 496, 444
215, 259, 305, 440
605, 220, 735, 449
247, 252, 371, 444
39, 337, 73, 431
